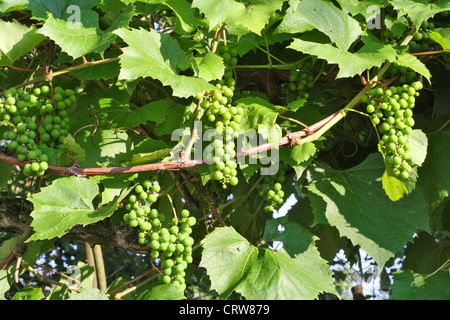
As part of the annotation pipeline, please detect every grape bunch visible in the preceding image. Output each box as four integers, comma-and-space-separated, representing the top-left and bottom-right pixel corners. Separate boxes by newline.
408, 20, 437, 52
287, 60, 315, 100
384, 63, 418, 85
122, 180, 196, 291
361, 81, 423, 180
260, 167, 286, 213
1, 85, 75, 177
195, 45, 243, 189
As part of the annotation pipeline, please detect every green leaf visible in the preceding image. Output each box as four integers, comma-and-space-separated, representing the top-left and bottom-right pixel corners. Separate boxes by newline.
382, 170, 409, 201
236, 96, 278, 132
39, 4, 135, 59
429, 29, 450, 51
135, 283, 185, 300
114, 27, 216, 98
11, 286, 45, 300
27, 176, 127, 241
192, 0, 284, 35
163, 0, 199, 33
290, 142, 316, 165
69, 288, 109, 300
227, 0, 285, 36
285, 0, 362, 51
391, 269, 450, 300
0, 20, 45, 66
307, 153, 430, 267
288, 36, 397, 79
200, 226, 336, 299
275, 0, 314, 34
192, 52, 224, 82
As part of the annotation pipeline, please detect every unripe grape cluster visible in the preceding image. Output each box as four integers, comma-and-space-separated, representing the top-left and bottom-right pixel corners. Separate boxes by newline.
195, 45, 243, 189
1, 85, 75, 177
287, 60, 315, 99
362, 81, 423, 180
384, 63, 417, 85
122, 180, 196, 291
408, 20, 437, 51
260, 167, 286, 212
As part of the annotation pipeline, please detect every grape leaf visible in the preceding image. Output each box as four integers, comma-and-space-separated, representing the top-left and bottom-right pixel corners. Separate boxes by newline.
391, 269, 450, 300
192, 52, 224, 82
11, 286, 45, 300
285, 0, 362, 51
429, 29, 450, 51
236, 96, 278, 132
290, 142, 316, 165
39, 4, 135, 59
192, 0, 284, 35
275, 0, 314, 35
114, 27, 216, 98
27, 176, 128, 241
288, 36, 397, 79
0, 20, 45, 66
200, 226, 336, 299
307, 153, 430, 268
382, 171, 410, 201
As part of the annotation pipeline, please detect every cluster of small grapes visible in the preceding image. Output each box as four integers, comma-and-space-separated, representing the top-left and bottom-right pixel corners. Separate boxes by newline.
1, 85, 75, 177
260, 166, 287, 213
122, 180, 196, 291
287, 60, 315, 99
195, 46, 243, 189
362, 81, 423, 180
408, 20, 437, 51
384, 63, 418, 85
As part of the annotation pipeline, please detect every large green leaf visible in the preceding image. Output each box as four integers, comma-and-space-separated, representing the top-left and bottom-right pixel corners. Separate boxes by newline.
192, 0, 284, 35
284, 0, 362, 51
199, 226, 336, 299
288, 36, 397, 79
39, 4, 135, 59
307, 153, 430, 268
27, 176, 128, 241
114, 27, 216, 98
0, 20, 45, 66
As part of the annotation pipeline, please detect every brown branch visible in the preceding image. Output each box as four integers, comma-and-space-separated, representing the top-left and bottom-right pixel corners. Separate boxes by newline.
0, 109, 339, 177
